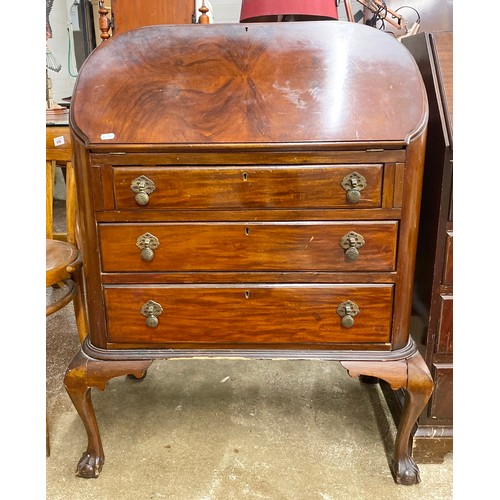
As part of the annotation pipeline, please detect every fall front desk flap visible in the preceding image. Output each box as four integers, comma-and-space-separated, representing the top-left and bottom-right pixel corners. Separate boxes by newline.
70, 21, 427, 147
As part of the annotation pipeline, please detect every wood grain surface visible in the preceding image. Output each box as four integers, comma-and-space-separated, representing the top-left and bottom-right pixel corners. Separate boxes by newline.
98, 221, 398, 272
71, 22, 427, 146
111, 164, 383, 210
104, 284, 394, 344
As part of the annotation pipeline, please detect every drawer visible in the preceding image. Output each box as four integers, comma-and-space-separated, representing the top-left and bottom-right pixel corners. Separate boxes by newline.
429, 363, 453, 421
112, 165, 383, 210
99, 221, 398, 272
104, 284, 394, 344
442, 231, 453, 286
436, 294, 453, 354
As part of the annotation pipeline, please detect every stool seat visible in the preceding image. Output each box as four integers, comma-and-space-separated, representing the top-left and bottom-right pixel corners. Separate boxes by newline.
46, 239, 83, 317
46, 239, 81, 287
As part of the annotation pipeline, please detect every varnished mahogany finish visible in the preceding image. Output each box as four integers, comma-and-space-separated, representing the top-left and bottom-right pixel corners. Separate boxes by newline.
342, 352, 433, 485
104, 284, 394, 344
99, 221, 398, 272
67, 22, 430, 483
111, 165, 384, 210
64, 350, 152, 478
72, 23, 426, 146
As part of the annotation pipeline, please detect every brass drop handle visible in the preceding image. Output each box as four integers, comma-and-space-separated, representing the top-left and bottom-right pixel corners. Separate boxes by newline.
337, 300, 359, 328
131, 175, 156, 206
340, 231, 365, 262
341, 172, 367, 204
141, 300, 163, 328
136, 232, 160, 262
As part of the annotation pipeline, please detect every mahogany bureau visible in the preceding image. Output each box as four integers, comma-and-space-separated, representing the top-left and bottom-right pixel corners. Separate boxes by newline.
66, 21, 431, 484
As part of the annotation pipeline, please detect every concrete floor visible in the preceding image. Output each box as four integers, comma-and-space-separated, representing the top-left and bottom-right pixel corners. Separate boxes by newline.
46, 303, 452, 500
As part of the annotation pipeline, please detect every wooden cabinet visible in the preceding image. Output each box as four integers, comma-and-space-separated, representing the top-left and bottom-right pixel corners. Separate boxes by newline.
111, 0, 196, 34
382, 31, 453, 462
67, 21, 431, 484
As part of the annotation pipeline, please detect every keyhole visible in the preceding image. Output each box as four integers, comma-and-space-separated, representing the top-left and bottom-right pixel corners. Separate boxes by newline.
245, 290, 250, 299
243, 172, 248, 181
245, 227, 250, 236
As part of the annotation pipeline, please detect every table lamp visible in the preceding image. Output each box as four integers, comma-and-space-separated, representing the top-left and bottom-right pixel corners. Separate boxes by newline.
240, 0, 339, 22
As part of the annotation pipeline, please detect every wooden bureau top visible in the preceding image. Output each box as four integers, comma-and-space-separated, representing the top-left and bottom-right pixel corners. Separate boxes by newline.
71, 21, 427, 149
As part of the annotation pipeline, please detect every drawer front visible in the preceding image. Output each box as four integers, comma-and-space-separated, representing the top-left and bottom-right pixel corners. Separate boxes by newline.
436, 294, 453, 354
99, 221, 398, 272
104, 284, 393, 344
112, 165, 383, 210
429, 363, 453, 421
442, 231, 453, 286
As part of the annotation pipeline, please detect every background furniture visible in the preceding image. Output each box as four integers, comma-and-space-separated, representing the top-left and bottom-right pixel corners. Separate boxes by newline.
67, 21, 430, 484
46, 123, 89, 454
110, 0, 197, 35
46, 124, 87, 344
381, 31, 453, 463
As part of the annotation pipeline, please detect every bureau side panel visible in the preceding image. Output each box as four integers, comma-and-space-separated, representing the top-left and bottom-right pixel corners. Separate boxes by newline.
72, 142, 107, 347
391, 132, 427, 349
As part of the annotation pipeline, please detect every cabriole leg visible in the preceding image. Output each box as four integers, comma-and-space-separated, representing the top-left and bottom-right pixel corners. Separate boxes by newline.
64, 349, 152, 478
341, 351, 433, 485
390, 353, 434, 485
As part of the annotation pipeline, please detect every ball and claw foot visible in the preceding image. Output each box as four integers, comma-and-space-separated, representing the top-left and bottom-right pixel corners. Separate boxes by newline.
76, 451, 104, 478
391, 457, 421, 485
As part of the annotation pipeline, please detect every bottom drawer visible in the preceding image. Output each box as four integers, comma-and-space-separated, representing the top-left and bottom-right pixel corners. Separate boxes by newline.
104, 284, 393, 345
429, 363, 453, 421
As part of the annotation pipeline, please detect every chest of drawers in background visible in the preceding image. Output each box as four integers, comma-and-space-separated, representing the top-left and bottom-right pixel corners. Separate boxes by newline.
381, 31, 453, 463
66, 22, 432, 484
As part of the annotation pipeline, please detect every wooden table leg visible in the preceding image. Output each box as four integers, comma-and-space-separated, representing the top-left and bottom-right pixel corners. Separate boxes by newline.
341, 351, 433, 485
64, 349, 152, 478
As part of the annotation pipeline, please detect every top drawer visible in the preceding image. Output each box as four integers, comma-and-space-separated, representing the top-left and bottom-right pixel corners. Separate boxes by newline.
111, 165, 383, 210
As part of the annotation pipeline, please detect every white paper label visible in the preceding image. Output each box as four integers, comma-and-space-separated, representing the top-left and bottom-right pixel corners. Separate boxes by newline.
53, 136, 65, 146
100, 133, 115, 140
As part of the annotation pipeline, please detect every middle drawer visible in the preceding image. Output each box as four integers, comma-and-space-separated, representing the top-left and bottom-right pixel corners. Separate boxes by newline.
99, 221, 398, 272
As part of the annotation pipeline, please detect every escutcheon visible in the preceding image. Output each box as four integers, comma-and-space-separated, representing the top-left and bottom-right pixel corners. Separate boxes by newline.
341, 172, 367, 204
141, 300, 163, 328
337, 300, 360, 328
130, 175, 156, 206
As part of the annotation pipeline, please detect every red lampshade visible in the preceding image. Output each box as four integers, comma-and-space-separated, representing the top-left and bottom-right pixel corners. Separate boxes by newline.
240, 0, 339, 22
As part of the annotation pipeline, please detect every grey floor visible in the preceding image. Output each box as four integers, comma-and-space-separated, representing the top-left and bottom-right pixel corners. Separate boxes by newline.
46, 305, 452, 500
